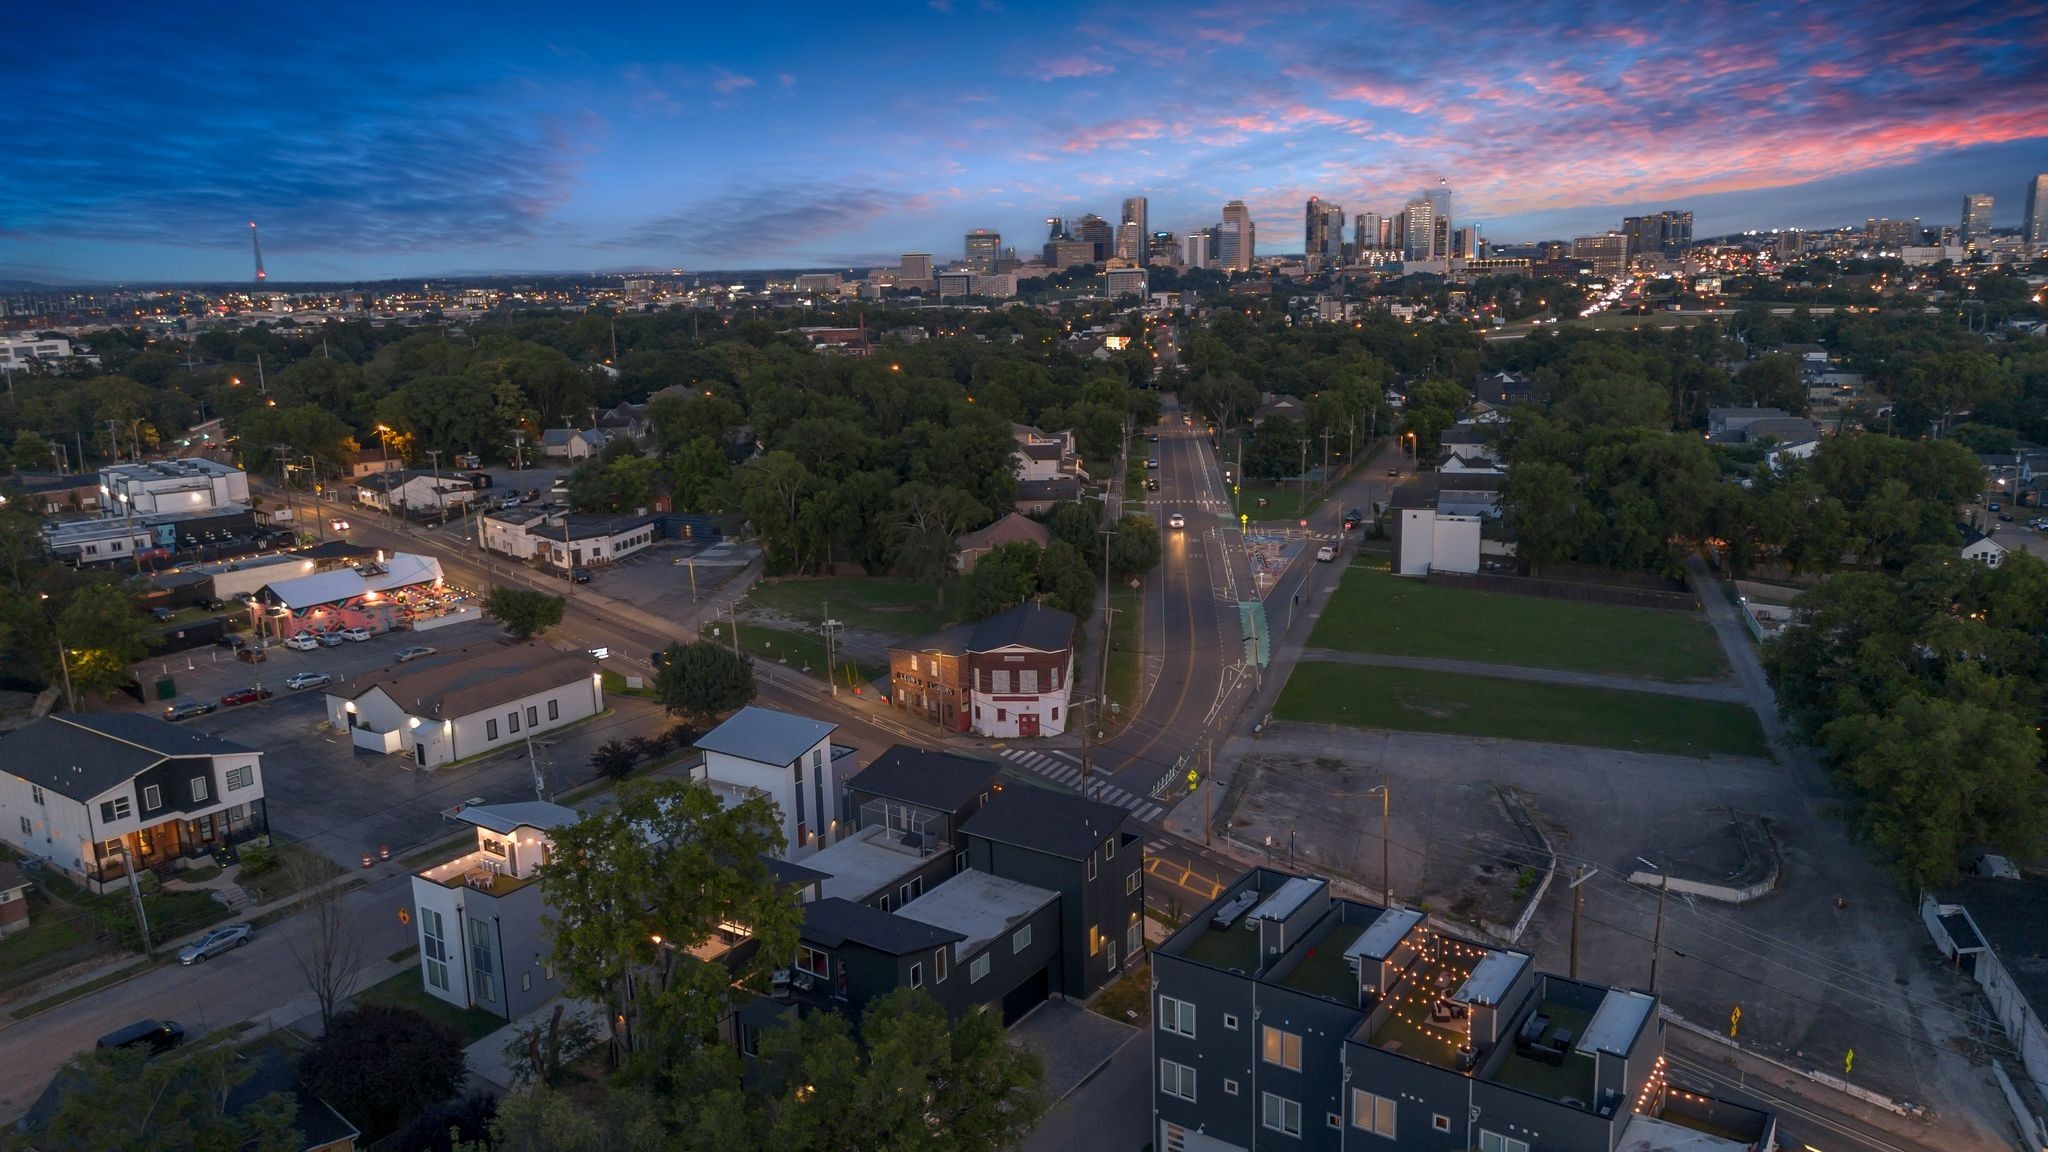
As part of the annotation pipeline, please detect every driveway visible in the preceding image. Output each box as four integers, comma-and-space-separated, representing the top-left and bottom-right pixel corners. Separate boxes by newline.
1024, 1030, 1150, 1152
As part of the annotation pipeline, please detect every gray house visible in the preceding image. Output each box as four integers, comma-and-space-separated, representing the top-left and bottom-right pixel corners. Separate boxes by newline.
1153, 867, 1777, 1152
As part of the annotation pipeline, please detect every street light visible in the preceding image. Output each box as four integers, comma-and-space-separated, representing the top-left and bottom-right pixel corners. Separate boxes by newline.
1364, 782, 1391, 908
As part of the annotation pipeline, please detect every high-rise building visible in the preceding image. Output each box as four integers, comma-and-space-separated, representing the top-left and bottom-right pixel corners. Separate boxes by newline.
1041, 217, 1070, 266
1401, 199, 1438, 261
2026, 174, 2048, 248
1454, 225, 1482, 260
1119, 197, 1149, 260
1149, 231, 1177, 266
1863, 217, 1923, 248
1620, 211, 1694, 258
1052, 240, 1098, 269
1184, 231, 1211, 269
964, 230, 1002, 271
1353, 212, 1385, 253
1571, 233, 1630, 277
1073, 214, 1114, 262
900, 253, 933, 282
1222, 201, 1255, 271
1961, 193, 1995, 244
1304, 197, 1346, 271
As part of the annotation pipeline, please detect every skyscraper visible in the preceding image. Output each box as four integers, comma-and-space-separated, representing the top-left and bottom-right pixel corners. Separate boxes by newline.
1454, 225, 1482, 260
1401, 199, 1438, 261
964, 230, 1001, 271
900, 253, 932, 281
1304, 197, 1345, 271
1571, 233, 1630, 277
2026, 175, 2048, 248
1353, 212, 1384, 253
1620, 211, 1694, 258
1222, 200, 1255, 271
1184, 231, 1210, 269
1074, 214, 1113, 262
1961, 194, 1994, 243
1119, 197, 1149, 260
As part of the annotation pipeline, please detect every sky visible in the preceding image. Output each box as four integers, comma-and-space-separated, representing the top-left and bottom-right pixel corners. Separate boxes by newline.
3, 0, 2046, 284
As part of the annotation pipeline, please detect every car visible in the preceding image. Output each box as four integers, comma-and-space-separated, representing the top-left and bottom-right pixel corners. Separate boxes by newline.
1168, 513, 1186, 529
2000, 512, 2015, 522
197, 597, 226, 611
149, 606, 173, 623
396, 645, 438, 663
1148, 433, 1159, 442
1387, 467, 1400, 477
1145, 477, 1159, 490
338, 627, 373, 642
1182, 415, 1192, 426
163, 699, 218, 722
1343, 508, 1365, 531
568, 568, 592, 584
329, 518, 351, 532
219, 686, 273, 707
97, 1019, 186, 1054
236, 647, 267, 664
283, 632, 320, 651
1145, 458, 1159, 469
177, 925, 252, 965
214, 633, 247, 650
523, 488, 541, 503
317, 630, 346, 647
285, 671, 333, 691
1316, 545, 1337, 562
1989, 501, 2002, 512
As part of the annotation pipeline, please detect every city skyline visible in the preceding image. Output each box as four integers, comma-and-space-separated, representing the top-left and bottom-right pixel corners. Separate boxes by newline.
2, 1, 2046, 283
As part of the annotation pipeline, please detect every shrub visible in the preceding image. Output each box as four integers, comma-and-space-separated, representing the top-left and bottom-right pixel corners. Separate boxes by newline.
589, 739, 638, 781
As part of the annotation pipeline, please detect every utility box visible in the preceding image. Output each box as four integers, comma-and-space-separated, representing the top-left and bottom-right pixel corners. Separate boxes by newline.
155, 675, 177, 700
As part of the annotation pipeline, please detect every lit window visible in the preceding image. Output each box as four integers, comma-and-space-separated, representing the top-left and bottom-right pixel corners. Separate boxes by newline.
1262, 1026, 1302, 1071
1352, 1090, 1397, 1139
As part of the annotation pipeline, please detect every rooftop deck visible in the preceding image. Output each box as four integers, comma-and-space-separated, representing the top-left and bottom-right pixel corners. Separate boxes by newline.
1282, 921, 1366, 1001
417, 848, 539, 898
1488, 999, 1596, 1105
1365, 949, 1477, 1070
1181, 921, 1262, 974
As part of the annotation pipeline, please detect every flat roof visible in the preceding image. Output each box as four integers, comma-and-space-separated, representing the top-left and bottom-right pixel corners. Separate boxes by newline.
802, 826, 933, 903
262, 552, 442, 608
896, 870, 1059, 959
1578, 988, 1656, 1057
1250, 875, 1321, 923
1349, 906, 1422, 962
1455, 950, 1528, 1006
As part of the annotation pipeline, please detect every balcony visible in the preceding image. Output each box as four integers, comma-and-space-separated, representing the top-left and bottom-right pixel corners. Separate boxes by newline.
418, 848, 539, 897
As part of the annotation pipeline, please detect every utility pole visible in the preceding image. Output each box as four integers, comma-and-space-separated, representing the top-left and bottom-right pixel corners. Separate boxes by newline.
1320, 429, 1332, 499
424, 449, 444, 525
729, 603, 742, 658
270, 443, 294, 535
117, 842, 152, 954
1204, 739, 1214, 847
1569, 865, 1599, 979
1298, 437, 1309, 521
53, 632, 76, 712
823, 602, 841, 696
1640, 857, 1668, 992
526, 735, 555, 802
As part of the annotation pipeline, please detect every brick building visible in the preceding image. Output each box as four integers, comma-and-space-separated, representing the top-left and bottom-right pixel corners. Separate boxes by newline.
887, 602, 1075, 738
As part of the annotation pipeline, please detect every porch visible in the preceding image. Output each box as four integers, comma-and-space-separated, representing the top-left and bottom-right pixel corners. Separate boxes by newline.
87, 801, 268, 891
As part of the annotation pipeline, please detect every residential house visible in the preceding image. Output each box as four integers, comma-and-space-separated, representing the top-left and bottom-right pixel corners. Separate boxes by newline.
538, 428, 611, 461
0, 714, 268, 894
1961, 526, 2008, 567
1153, 866, 1777, 1152
0, 860, 32, 937
1438, 425, 1499, 466
1706, 408, 1820, 446
1476, 370, 1537, 407
348, 447, 403, 478
1390, 474, 1504, 577
693, 706, 856, 859
1015, 476, 1082, 517
592, 401, 650, 441
1012, 423, 1086, 483
354, 470, 477, 514
888, 602, 1075, 738
480, 506, 659, 569
327, 641, 602, 769
411, 800, 577, 1020
1251, 393, 1307, 428
955, 511, 1050, 573
254, 552, 446, 638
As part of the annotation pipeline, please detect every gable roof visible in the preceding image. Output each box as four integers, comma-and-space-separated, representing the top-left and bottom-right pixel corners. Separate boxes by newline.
801, 896, 964, 956
846, 746, 1001, 813
959, 785, 1128, 860
458, 800, 580, 834
339, 641, 595, 720
957, 512, 1050, 554
1015, 477, 1081, 502
696, 706, 837, 768
1, 714, 250, 803
968, 602, 1075, 652
261, 552, 443, 609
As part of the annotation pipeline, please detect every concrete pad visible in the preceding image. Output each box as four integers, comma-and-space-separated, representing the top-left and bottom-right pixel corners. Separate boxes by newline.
1009, 998, 1137, 1101
464, 995, 606, 1091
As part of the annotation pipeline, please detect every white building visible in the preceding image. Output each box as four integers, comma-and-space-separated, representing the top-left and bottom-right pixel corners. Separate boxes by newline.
693, 706, 855, 860
1962, 527, 2008, 568
0, 335, 73, 371
354, 470, 477, 514
480, 506, 659, 569
101, 459, 249, 515
0, 714, 268, 894
255, 551, 445, 638
1104, 261, 1148, 298
539, 428, 613, 460
327, 641, 602, 769
411, 801, 578, 1020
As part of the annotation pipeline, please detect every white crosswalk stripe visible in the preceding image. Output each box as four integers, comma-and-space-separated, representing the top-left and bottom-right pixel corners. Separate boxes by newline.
994, 747, 1166, 822
1049, 765, 1080, 784
1136, 804, 1163, 822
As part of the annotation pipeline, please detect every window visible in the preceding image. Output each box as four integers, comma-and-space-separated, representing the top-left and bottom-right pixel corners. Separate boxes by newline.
1160, 1059, 1197, 1102
1127, 870, 1142, 894
1108, 939, 1117, 970
1223, 1013, 1239, 1031
487, 718, 499, 740
1020, 668, 1038, 692
993, 670, 1011, 693
1158, 995, 1196, 1037
16, 815, 28, 836
1224, 1079, 1240, 1096
797, 946, 830, 978
970, 954, 990, 982
797, 822, 810, 848
141, 785, 161, 810
909, 962, 924, 988
1087, 854, 1097, 880
1479, 1133, 1529, 1152
813, 748, 823, 771
30, 784, 43, 806
190, 776, 208, 802
996, 708, 1006, 722
522, 972, 533, 993
879, 892, 891, 911
471, 917, 498, 1003
1012, 924, 1032, 952
1352, 1090, 1397, 1139
1089, 925, 1102, 956
226, 766, 253, 791
1329, 1113, 1343, 1129
482, 837, 506, 857
544, 961, 555, 980
1262, 1026, 1303, 1071
935, 948, 948, 982
900, 876, 923, 903
1262, 1093, 1302, 1137
421, 908, 450, 991
1051, 706, 1059, 721
1127, 920, 1142, 957
1434, 1115, 1452, 1134
955, 850, 968, 872
526, 705, 538, 726
508, 711, 520, 734
547, 699, 559, 721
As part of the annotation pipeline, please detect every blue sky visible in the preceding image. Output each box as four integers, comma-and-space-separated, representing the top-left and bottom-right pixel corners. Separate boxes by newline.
3, 0, 2045, 283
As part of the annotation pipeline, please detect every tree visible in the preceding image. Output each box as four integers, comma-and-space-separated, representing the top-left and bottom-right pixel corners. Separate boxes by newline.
283, 849, 361, 1030
301, 1005, 467, 1142
482, 585, 565, 640
890, 482, 988, 600
10, 429, 54, 472
589, 738, 639, 781
654, 640, 757, 725
1036, 539, 1096, 618
958, 541, 1041, 619
25, 1045, 302, 1152
56, 580, 152, 700
1499, 460, 1585, 573
390, 1093, 497, 1152
1106, 514, 1162, 583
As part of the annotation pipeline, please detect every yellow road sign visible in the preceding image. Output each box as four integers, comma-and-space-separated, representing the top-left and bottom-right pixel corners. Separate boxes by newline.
1844, 1048, 1854, 1075
1729, 1005, 1741, 1039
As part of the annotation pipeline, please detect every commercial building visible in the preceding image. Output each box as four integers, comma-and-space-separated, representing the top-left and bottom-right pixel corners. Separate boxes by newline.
1074, 213, 1115, 262
479, 505, 659, 569
1106, 259, 1150, 298
1571, 233, 1630, 278
694, 706, 854, 859
1390, 473, 1504, 576
101, 458, 249, 515
1305, 198, 1346, 272
411, 801, 578, 1019
1120, 197, 1150, 260
328, 641, 602, 769
1961, 193, 1995, 244
1620, 211, 1693, 258
1863, 217, 1922, 249
965, 229, 1002, 271
1153, 867, 1777, 1152
1403, 200, 1440, 262
1223, 201, 1256, 271
0, 714, 268, 894
253, 550, 447, 637
1354, 212, 1386, 254
0, 334, 74, 371
2026, 174, 2048, 249
888, 602, 1075, 737
792, 272, 843, 295
353, 470, 477, 514
1053, 239, 1101, 269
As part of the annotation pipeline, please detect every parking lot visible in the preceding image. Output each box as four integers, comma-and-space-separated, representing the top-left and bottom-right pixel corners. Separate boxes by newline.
135, 619, 670, 867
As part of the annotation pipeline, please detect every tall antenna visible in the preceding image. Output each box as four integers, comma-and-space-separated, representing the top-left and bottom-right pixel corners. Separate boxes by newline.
249, 222, 267, 284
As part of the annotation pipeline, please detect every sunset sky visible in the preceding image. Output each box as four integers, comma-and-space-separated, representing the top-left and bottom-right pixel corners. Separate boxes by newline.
4, 0, 2046, 282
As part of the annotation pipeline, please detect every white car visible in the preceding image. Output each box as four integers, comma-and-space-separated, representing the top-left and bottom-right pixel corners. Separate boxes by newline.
1168, 513, 1185, 529
284, 671, 332, 691
338, 627, 374, 642
1316, 545, 1337, 562
395, 645, 437, 663
328, 518, 350, 532
283, 633, 320, 652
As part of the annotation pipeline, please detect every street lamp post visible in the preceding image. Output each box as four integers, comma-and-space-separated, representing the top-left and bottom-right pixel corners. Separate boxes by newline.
1365, 782, 1391, 908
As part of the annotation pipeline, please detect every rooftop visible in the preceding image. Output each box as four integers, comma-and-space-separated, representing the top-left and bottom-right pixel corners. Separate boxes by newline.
338, 641, 596, 720
1181, 919, 1263, 973
2, 714, 250, 802
260, 551, 443, 608
457, 800, 579, 835
845, 745, 1000, 814
802, 896, 963, 957
418, 848, 540, 897
1365, 946, 1483, 1070
697, 706, 836, 768
1487, 997, 1597, 1104
897, 870, 1060, 959
803, 825, 937, 903
1281, 919, 1367, 1000
958, 785, 1127, 861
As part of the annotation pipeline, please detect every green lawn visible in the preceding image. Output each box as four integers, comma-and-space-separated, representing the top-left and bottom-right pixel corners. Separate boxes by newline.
238, 842, 344, 905
353, 965, 506, 1043
1274, 663, 1769, 759
743, 576, 953, 637
1237, 481, 1325, 523
0, 890, 96, 992
1309, 569, 1726, 682
706, 621, 885, 689
1102, 586, 1142, 725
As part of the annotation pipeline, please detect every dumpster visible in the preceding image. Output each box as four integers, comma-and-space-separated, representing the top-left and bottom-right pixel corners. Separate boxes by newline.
155, 675, 177, 700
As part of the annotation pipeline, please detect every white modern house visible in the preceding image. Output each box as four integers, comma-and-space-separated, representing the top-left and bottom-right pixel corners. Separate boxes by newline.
0, 714, 268, 893
327, 642, 602, 769
412, 800, 578, 1020
693, 706, 856, 860
100, 459, 250, 514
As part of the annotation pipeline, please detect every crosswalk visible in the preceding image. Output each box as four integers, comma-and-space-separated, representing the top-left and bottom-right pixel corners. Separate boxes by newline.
994, 747, 1165, 823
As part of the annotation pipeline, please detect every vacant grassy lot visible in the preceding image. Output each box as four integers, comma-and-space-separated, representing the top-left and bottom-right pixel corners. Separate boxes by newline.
1274, 663, 1769, 759
706, 621, 886, 689
1102, 586, 1142, 725
744, 576, 951, 637
1238, 481, 1325, 523
1309, 569, 1726, 682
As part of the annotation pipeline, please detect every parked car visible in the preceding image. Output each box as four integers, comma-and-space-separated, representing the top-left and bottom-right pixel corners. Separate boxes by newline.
1146, 458, 1159, 469
236, 647, 267, 664
338, 627, 374, 642
197, 597, 226, 611
1168, 513, 1186, 529
177, 925, 252, 965
1387, 467, 1400, 476
149, 606, 173, 623
1316, 545, 1337, 562
522, 489, 541, 503
1989, 501, 2002, 512
284, 671, 332, 691
1148, 433, 1159, 442
214, 633, 247, 650
568, 568, 592, 584
1343, 508, 1365, 531
2000, 512, 2015, 522
164, 700, 218, 722
219, 686, 273, 707
97, 1019, 186, 1054
396, 645, 438, 663
317, 630, 346, 647
283, 633, 320, 651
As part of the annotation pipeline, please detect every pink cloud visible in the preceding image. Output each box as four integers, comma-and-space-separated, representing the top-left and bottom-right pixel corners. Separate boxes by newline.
1031, 54, 1114, 80
711, 69, 755, 93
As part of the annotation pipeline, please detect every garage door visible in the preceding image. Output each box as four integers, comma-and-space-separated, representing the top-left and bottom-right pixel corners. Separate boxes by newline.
1000, 964, 1049, 1025
1161, 1120, 1246, 1152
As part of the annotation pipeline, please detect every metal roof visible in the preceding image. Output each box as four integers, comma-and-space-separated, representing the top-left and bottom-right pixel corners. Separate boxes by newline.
458, 801, 580, 835
1250, 875, 1322, 923
696, 706, 837, 768
261, 551, 443, 609
1576, 988, 1656, 1057
1348, 906, 1422, 962
1453, 950, 1528, 1006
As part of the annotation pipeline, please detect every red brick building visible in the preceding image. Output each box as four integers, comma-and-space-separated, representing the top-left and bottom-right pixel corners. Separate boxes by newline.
888, 603, 1075, 738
